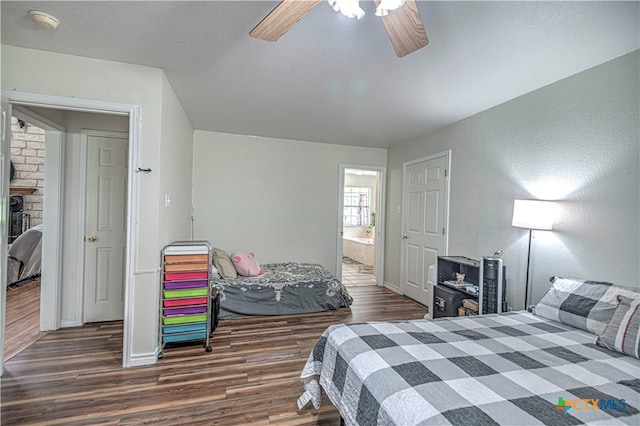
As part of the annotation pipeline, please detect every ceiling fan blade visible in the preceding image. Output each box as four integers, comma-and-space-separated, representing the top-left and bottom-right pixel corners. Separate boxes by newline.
250, 0, 321, 42
375, 0, 429, 57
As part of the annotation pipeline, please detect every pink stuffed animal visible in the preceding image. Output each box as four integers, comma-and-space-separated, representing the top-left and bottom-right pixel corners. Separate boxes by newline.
231, 251, 265, 277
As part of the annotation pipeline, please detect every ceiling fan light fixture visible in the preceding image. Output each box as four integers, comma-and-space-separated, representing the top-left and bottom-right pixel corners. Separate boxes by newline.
375, 0, 406, 17
28, 10, 60, 30
328, 0, 365, 20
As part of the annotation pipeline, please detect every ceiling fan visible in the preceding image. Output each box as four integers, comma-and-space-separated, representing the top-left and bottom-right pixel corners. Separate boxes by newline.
249, 0, 429, 58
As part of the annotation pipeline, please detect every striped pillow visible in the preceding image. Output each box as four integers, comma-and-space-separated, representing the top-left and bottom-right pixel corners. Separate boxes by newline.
596, 295, 640, 359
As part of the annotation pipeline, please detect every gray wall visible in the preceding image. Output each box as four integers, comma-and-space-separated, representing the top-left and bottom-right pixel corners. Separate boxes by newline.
385, 51, 640, 309
192, 131, 387, 274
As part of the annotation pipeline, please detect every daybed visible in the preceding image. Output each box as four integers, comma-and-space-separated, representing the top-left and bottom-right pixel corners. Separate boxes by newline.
211, 262, 353, 319
298, 277, 640, 425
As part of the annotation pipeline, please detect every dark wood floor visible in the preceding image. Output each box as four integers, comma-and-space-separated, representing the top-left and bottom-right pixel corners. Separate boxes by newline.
1, 285, 428, 425
4, 279, 47, 361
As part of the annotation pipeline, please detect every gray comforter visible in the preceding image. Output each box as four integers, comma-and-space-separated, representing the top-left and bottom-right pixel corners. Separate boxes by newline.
298, 311, 640, 425
211, 262, 353, 319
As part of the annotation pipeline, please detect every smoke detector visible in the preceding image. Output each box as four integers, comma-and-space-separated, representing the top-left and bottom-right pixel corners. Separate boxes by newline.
28, 10, 60, 30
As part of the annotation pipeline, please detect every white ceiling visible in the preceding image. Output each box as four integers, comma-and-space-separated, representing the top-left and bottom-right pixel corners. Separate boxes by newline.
1, 1, 638, 149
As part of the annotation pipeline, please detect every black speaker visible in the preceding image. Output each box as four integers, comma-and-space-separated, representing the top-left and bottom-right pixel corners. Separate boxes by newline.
479, 257, 506, 314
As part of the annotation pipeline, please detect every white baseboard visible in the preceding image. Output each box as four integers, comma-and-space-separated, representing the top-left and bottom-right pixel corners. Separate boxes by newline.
127, 350, 158, 368
60, 319, 82, 328
383, 281, 401, 294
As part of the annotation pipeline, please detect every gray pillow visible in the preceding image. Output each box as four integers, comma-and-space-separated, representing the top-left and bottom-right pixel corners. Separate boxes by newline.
534, 276, 640, 335
212, 248, 237, 280
596, 295, 640, 359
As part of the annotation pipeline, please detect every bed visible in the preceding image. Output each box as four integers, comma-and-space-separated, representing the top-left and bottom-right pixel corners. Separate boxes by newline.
211, 262, 353, 319
298, 277, 640, 425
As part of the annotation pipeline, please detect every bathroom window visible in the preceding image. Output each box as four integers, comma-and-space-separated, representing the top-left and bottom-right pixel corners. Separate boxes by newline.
344, 187, 370, 226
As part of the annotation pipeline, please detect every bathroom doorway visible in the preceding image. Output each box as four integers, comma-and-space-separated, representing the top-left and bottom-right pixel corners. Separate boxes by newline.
337, 165, 386, 287
4, 115, 47, 360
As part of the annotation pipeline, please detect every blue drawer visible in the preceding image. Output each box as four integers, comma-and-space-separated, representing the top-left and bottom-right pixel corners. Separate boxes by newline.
162, 323, 207, 335
163, 331, 207, 343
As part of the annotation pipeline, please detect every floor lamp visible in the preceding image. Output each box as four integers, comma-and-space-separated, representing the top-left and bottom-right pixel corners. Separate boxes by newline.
512, 199, 555, 310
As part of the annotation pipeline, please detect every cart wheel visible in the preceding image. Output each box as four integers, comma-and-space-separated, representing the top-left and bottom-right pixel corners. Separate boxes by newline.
205, 346, 212, 353
158, 352, 164, 359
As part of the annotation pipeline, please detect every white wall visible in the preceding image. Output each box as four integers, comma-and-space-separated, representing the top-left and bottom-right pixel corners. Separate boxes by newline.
1, 45, 193, 362
192, 131, 387, 274
385, 51, 640, 309
158, 73, 194, 248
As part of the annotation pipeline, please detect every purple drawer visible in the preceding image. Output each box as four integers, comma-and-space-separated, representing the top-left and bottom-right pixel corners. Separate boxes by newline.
164, 280, 208, 290
163, 306, 207, 316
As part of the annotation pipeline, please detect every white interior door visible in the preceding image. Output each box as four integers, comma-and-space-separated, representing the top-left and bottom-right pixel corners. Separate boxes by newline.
402, 154, 449, 308
83, 132, 128, 322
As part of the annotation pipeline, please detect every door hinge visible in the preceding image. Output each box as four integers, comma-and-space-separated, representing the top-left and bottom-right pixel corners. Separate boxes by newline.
444, 169, 448, 177
443, 227, 446, 235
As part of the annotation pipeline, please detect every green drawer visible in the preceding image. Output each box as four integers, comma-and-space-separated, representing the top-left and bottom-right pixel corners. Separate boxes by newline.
162, 313, 208, 325
163, 288, 208, 299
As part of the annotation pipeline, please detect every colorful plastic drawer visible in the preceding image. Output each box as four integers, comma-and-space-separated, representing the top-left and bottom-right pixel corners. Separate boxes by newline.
164, 271, 208, 281
163, 288, 208, 299
163, 246, 208, 256
163, 297, 208, 307
164, 263, 209, 272
164, 280, 208, 290
162, 323, 207, 335
163, 331, 207, 343
164, 254, 209, 264
163, 306, 207, 317
162, 313, 208, 325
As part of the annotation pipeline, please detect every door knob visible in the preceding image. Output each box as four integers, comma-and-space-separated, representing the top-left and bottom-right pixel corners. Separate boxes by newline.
87, 235, 97, 242
402, 233, 408, 240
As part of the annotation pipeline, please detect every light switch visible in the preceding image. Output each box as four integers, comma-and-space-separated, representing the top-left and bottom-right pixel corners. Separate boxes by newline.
164, 193, 171, 208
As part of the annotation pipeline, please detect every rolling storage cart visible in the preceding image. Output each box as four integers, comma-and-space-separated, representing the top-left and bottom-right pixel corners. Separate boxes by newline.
159, 241, 213, 358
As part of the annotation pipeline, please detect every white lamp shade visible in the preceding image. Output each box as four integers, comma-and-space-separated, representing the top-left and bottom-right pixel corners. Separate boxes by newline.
512, 199, 555, 230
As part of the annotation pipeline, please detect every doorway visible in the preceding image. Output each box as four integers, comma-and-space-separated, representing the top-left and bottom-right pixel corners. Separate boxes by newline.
3, 111, 129, 360
3, 115, 47, 360
1, 91, 140, 374
337, 165, 386, 287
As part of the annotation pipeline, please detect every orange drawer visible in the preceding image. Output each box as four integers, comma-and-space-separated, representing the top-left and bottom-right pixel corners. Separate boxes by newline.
164, 263, 208, 272
165, 254, 208, 264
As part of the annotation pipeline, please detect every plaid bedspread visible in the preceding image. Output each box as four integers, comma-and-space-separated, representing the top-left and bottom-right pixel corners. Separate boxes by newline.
298, 311, 640, 425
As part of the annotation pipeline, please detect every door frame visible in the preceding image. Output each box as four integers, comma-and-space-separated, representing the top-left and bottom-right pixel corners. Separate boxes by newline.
399, 151, 451, 296
1, 91, 141, 374
79, 129, 129, 323
337, 164, 387, 286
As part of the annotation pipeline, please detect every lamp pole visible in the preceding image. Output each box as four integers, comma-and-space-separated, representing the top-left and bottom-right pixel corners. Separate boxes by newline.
524, 229, 533, 310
